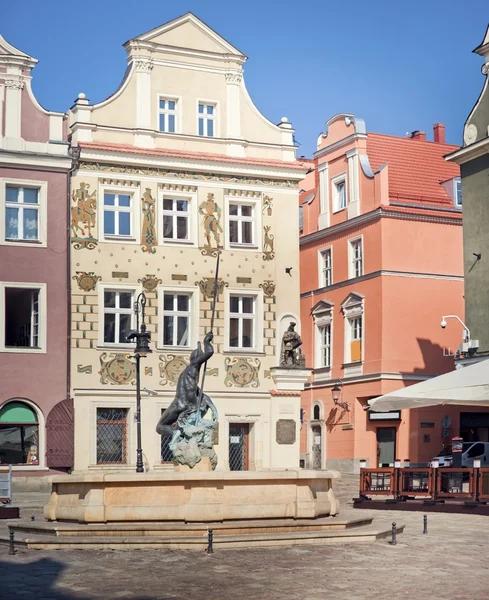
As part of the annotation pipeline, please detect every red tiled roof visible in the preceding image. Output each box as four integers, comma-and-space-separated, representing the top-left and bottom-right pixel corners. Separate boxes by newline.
78, 142, 306, 171
366, 133, 460, 206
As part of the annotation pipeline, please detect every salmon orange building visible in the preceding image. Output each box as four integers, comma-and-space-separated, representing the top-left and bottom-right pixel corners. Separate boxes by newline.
299, 114, 467, 472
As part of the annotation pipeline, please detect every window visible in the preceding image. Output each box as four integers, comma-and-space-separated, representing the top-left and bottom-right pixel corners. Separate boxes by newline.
103, 192, 133, 238
349, 316, 362, 362
96, 408, 128, 464
103, 290, 134, 344
229, 203, 254, 245
198, 103, 216, 137
350, 238, 363, 278
5, 186, 40, 242
4, 287, 40, 349
229, 295, 255, 349
319, 248, 332, 287
158, 98, 177, 133
0, 401, 39, 465
332, 176, 347, 212
318, 324, 331, 368
313, 405, 321, 421
162, 293, 191, 347
455, 179, 462, 207
162, 198, 190, 242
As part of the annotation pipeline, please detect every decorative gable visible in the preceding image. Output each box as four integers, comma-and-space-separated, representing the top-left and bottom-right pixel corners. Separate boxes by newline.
312, 300, 334, 327
341, 292, 364, 318
0, 35, 37, 69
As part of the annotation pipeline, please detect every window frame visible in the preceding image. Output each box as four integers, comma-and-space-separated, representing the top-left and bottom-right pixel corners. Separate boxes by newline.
158, 285, 199, 350
331, 173, 347, 213
157, 95, 180, 134
0, 398, 46, 469
95, 406, 129, 466
341, 293, 365, 371
224, 288, 264, 353
312, 301, 333, 373
196, 99, 219, 138
348, 236, 363, 279
98, 283, 140, 349
99, 185, 139, 243
0, 178, 47, 247
454, 177, 462, 208
224, 196, 261, 251
318, 246, 333, 288
159, 190, 198, 247
0, 282, 47, 353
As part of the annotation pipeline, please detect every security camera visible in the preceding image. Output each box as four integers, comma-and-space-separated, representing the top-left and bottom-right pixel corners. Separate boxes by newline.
440, 319, 447, 329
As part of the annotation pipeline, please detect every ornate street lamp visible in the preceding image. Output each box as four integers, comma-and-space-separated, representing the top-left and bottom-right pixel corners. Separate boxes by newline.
331, 381, 349, 412
127, 292, 152, 473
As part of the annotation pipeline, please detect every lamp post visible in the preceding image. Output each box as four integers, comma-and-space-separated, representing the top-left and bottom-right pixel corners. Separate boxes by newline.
127, 292, 152, 473
331, 381, 349, 412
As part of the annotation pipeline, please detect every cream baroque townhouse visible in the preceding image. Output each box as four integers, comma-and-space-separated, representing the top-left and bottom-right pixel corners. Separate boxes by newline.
0, 36, 72, 474
68, 13, 307, 472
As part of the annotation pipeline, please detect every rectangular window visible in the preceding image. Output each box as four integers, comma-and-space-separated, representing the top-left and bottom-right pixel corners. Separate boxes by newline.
162, 293, 191, 347
103, 192, 133, 238
158, 98, 177, 133
455, 179, 462, 207
4, 287, 40, 348
229, 203, 254, 245
320, 248, 332, 287
229, 295, 255, 349
319, 324, 331, 367
350, 239, 363, 278
96, 408, 128, 464
198, 103, 215, 137
103, 290, 133, 344
162, 198, 190, 242
332, 177, 347, 212
5, 186, 39, 242
350, 317, 362, 362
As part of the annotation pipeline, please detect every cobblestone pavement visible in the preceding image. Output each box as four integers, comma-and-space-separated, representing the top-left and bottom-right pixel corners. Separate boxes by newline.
1, 474, 489, 600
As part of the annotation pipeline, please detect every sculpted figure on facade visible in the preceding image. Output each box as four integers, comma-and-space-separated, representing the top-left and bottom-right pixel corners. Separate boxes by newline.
156, 332, 219, 469
199, 193, 223, 255
141, 188, 157, 253
71, 182, 97, 249
280, 322, 306, 368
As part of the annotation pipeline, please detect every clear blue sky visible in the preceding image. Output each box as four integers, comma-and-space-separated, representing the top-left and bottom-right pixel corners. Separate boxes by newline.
2, 1, 487, 156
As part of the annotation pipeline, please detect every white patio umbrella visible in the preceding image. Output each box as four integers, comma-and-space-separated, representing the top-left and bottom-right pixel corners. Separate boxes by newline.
368, 358, 489, 412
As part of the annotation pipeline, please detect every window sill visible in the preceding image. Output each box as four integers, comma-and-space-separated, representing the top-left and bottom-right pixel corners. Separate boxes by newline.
2, 239, 46, 247
156, 345, 191, 352
96, 344, 135, 352
332, 207, 346, 215
1, 346, 46, 354
102, 236, 138, 243
228, 244, 259, 251
11, 465, 49, 471
223, 349, 265, 356
162, 239, 196, 246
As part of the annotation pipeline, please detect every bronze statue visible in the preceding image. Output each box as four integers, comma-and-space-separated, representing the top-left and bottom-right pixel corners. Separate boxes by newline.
156, 332, 218, 469
280, 322, 306, 368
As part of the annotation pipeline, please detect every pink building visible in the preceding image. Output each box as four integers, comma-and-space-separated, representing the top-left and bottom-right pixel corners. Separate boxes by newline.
0, 37, 72, 474
299, 115, 479, 472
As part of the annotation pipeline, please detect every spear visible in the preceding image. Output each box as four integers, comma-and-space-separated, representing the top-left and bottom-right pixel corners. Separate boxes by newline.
196, 250, 221, 424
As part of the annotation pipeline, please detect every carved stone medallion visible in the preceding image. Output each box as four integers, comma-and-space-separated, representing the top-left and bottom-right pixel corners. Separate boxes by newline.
139, 274, 162, 293
196, 277, 228, 301
259, 280, 275, 298
159, 354, 189, 386
73, 271, 101, 292
276, 419, 296, 445
99, 353, 136, 385
224, 357, 260, 388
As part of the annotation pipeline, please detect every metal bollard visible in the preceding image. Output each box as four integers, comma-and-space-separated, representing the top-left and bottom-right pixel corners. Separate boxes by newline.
8, 531, 15, 555
391, 522, 397, 546
423, 514, 428, 535
206, 528, 214, 554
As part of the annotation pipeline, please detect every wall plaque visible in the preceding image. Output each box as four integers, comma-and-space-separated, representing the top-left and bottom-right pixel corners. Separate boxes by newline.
237, 277, 252, 284
172, 274, 187, 281
112, 271, 129, 279
276, 419, 296, 445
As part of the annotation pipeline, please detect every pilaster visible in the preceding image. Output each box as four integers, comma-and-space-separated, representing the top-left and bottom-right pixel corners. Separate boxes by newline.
347, 148, 360, 218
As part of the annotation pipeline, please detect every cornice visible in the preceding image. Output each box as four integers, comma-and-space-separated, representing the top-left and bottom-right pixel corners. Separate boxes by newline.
0, 149, 72, 171
313, 133, 367, 159
305, 371, 434, 389
445, 136, 489, 165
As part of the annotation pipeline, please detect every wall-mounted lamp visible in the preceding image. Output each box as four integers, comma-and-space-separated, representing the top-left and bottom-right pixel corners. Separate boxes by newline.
331, 381, 349, 411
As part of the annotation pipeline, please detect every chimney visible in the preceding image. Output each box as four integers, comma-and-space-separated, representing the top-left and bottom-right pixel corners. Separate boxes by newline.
433, 123, 446, 144
410, 130, 426, 141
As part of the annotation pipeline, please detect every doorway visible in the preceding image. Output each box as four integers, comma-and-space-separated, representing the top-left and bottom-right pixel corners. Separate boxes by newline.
377, 427, 396, 467
229, 423, 249, 471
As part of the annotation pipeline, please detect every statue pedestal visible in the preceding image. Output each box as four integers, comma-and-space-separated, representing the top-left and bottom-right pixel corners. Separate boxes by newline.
270, 366, 312, 391
174, 456, 213, 472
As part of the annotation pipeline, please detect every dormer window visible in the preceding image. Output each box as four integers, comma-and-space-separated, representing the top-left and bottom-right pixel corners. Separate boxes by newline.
455, 178, 462, 208
159, 98, 177, 133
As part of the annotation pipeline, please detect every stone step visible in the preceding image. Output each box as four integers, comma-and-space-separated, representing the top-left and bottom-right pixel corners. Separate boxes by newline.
0, 523, 404, 550
8, 516, 373, 538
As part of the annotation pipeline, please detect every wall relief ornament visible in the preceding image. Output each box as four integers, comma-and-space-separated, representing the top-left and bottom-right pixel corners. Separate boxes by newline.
225, 72, 243, 84
77, 365, 92, 374
99, 353, 136, 385
262, 195, 273, 216
71, 182, 97, 249
5, 78, 24, 90
141, 188, 157, 253
159, 354, 190, 386
263, 226, 275, 261
72, 271, 101, 292
207, 368, 219, 376
224, 357, 261, 388
134, 58, 153, 72
259, 280, 275, 298
138, 274, 162, 293
80, 162, 299, 188
196, 277, 228, 301
145, 366, 153, 376
199, 193, 223, 256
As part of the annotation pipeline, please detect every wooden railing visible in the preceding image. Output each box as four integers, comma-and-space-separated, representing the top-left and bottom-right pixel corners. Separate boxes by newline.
359, 466, 489, 503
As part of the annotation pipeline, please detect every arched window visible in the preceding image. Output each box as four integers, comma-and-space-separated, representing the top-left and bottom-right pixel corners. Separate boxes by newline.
0, 401, 39, 465
313, 405, 321, 421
